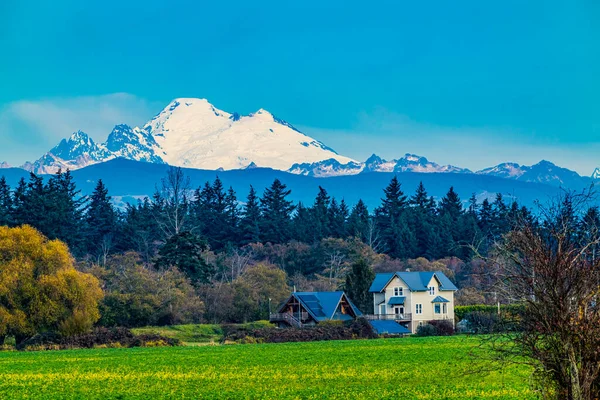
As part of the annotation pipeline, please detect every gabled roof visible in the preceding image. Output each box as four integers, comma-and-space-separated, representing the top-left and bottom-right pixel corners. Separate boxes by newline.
369, 271, 458, 293
280, 291, 363, 322
369, 320, 412, 335
431, 296, 450, 303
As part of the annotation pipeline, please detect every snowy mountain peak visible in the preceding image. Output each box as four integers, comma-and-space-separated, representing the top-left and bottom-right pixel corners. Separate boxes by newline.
0, 162, 10, 169
144, 99, 352, 170
394, 153, 470, 174
593, 168, 600, 180
49, 130, 109, 162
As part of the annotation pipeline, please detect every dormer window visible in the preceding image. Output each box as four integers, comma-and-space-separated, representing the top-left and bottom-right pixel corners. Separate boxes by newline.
394, 287, 403, 296
428, 286, 435, 296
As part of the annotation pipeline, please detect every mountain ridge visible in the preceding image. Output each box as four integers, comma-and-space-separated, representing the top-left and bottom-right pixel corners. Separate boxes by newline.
5, 97, 598, 188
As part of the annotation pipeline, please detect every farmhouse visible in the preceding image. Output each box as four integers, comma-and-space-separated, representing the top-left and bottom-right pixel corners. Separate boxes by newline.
269, 291, 362, 328
368, 271, 457, 333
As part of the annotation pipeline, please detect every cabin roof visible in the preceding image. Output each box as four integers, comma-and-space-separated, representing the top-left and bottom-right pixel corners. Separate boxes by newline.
369, 320, 411, 335
369, 271, 458, 293
279, 291, 363, 321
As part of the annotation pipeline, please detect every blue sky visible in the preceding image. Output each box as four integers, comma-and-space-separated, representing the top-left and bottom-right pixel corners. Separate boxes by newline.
1, 0, 598, 174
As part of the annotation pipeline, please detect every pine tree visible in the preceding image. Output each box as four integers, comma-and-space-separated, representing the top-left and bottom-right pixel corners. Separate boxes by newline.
311, 186, 331, 240
11, 178, 27, 226
85, 179, 117, 263
45, 170, 86, 253
155, 231, 213, 283
348, 199, 369, 240
259, 179, 295, 244
223, 186, 240, 245
345, 258, 375, 313
0, 177, 13, 226
376, 176, 412, 258
239, 186, 261, 244
292, 202, 313, 243
327, 197, 347, 238
410, 181, 429, 209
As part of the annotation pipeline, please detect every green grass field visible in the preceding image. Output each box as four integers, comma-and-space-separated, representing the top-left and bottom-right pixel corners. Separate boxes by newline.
0, 336, 535, 399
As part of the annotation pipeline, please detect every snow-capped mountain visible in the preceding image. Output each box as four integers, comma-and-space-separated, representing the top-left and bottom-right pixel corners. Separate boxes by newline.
105, 124, 163, 164
288, 159, 364, 177
145, 99, 353, 170
393, 154, 470, 174
477, 160, 591, 188
0, 162, 10, 169
288, 153, 470, 177
11, 96, 596, 189
24, 98, 353, 174
23, 131, 114, 174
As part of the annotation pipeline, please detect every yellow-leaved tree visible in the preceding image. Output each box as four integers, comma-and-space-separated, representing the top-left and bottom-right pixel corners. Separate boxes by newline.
0, 225, 103, 344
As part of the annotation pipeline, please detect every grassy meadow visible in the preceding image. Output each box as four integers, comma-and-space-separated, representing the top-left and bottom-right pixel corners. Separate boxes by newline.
0, 335, 535, 399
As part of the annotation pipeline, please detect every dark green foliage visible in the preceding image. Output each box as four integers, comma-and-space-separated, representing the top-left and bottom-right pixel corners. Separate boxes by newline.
259, 179, 295, 243
416, 320, 454, 336
239, 185, 261, 244
222, 318, 377, 344
85, 180, 117, 262
0, 169, 536, 270
345, 258, 375, 313
17, 327, 179, 350
0, 177, 13, 226
155, 231, 213, 283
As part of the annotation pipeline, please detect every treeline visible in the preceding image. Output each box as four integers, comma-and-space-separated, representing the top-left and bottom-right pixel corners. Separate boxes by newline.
2, 168, 599, 328
0, 169, 535, 264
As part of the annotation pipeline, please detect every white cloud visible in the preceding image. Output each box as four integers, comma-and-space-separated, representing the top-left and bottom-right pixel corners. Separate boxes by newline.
0, 93, 160, 165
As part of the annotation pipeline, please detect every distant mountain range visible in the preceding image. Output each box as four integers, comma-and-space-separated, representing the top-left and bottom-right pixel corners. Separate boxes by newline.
2, 97, 598, 194
0, 158, 569, 211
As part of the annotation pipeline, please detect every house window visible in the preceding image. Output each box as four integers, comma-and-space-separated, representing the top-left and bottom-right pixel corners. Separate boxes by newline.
443, 303, 448, 314
428, 286, 435, 296
415, 304, 422, 314
394, 287, 403, 296
434, 304, 441, 314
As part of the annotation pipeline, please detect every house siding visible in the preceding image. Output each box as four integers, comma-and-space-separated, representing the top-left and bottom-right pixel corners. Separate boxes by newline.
372, 273, 456, 334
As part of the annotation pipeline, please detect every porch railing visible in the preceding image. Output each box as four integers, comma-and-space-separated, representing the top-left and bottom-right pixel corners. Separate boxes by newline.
364, 313, 412, 321
269, 312, 308, 327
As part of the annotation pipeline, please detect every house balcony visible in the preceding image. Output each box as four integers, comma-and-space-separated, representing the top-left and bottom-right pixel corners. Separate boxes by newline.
364, 313, 412, 322
269, 312, 310, 327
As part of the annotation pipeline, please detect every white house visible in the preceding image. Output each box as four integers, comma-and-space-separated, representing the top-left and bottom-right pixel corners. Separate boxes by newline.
368, 271, 458, 333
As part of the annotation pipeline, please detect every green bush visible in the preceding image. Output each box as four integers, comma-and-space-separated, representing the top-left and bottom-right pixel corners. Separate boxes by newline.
454, 304, 524, 321
416, 324, 437, 337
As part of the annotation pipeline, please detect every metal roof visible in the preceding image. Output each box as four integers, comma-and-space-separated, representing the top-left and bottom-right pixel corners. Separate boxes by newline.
281, 291, 363, 322
388, 296, 406, 305
369, 271, 458, 292
369, 320, 411, 335
431, 295, 450, 303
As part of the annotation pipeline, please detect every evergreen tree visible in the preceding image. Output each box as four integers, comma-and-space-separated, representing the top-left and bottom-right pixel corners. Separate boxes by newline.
292, 202, 313, 243
479, 198, 494, 237
11, 178, 27, 226
259, 179, 295, 244
155, 231, 213, 283
47, 170, 86, 253
410, 181, 429, 210
118, 198, 162, 264
311, 186, 331, 241
85, 179, 117, 263
0, 177, 13, 226
376, 176, 413, 258
345, 258, 375, 313
409, 182, 436, 257
348, 199, 369, 240
239, 186, 261, 244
